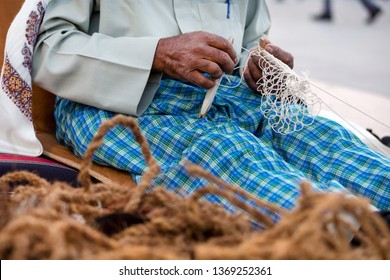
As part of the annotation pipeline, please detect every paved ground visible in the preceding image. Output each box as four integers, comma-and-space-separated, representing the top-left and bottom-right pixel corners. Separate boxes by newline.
266, 0, 390, 138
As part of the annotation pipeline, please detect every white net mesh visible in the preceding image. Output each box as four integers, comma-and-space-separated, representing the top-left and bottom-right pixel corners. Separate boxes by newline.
254, 47, 322, 134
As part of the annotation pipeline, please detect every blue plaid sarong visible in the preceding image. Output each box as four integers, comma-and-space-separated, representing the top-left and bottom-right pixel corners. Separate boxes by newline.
55, 76, 390, 222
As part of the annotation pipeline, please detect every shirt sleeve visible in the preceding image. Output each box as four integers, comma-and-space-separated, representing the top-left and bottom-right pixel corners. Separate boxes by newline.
239, 0, 271, 75
32, 0, 161, 116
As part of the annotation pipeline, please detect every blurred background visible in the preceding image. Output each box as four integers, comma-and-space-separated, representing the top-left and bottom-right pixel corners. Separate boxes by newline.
267, 0, 390, 139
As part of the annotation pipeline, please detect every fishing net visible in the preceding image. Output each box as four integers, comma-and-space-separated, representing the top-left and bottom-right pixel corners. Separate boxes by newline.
0, 115, 389, 260
253, 43, 322, 134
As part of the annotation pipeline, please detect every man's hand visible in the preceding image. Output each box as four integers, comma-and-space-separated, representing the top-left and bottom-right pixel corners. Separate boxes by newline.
244, 39, 294, 93
152, 31, 238, 89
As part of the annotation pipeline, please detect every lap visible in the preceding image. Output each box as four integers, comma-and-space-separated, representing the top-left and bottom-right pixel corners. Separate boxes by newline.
54, 78, 390, 218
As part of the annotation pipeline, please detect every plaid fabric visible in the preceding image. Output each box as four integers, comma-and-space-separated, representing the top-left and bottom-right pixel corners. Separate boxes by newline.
55, 76, 390, 222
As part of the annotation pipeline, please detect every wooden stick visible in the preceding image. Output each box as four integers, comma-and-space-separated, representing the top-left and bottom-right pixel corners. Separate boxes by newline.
199, 37, 234, 118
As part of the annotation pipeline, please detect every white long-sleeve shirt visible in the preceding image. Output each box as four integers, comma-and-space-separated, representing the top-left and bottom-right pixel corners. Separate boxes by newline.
32, 0, 271, 116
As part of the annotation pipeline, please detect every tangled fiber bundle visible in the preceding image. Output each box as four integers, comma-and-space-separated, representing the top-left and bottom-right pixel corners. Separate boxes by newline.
0, 115, 389, 260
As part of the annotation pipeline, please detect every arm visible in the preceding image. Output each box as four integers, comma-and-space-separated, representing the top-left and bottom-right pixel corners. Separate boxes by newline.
32, 0, 161, 116
240, 0, 272, 70
241, 1, 294, 93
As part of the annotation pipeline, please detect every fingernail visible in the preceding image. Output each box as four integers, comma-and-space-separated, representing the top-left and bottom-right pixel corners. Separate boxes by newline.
234, 57, 239, 64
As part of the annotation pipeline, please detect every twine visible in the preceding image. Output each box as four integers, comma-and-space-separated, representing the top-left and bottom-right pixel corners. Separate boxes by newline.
0, 115, 389, 260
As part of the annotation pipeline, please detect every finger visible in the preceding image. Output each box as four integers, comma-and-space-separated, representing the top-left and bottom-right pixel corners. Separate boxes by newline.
207, 34, 238, 67
243, 67, 260, 93
195, 59, 224, 80
187, 70, 216, 89
208, 34, 237, 61
265, 44, 294, 69
247, 55, 263, 82
206, 48, 236, 74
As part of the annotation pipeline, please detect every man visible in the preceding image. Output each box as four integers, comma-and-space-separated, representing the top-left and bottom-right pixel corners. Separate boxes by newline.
313, 0, 383, 24
32, 0, 389, 222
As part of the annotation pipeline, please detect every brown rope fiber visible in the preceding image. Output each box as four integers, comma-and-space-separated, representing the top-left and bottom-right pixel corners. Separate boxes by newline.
0, 114, 389, 260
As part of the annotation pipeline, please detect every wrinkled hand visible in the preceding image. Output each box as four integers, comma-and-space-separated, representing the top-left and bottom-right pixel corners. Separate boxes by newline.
244, 39, 294, 93
152, 31, 237, 89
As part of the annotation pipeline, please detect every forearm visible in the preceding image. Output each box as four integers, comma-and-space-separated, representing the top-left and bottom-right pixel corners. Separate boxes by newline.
239, 0, 271, 74
33, 33, 160, 115
32, 0, 161, 116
